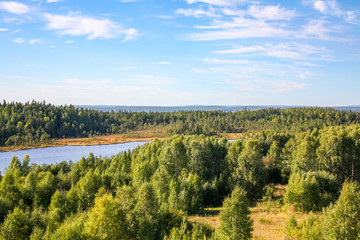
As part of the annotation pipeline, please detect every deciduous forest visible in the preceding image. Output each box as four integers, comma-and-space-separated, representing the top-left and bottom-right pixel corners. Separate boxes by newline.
1, 102, 360, 239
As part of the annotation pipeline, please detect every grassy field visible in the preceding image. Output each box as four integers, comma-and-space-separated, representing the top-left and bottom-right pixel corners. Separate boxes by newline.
188, 204, 292, 239
0, 129, 168, 152
188, 185, 310, 240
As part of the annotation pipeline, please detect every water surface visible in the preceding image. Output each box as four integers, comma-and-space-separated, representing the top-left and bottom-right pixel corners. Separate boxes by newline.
0, 142, 147, 173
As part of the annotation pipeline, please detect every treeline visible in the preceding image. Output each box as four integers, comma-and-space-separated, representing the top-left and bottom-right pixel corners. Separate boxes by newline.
2, 100, 360, 146
1, 126, 360, 239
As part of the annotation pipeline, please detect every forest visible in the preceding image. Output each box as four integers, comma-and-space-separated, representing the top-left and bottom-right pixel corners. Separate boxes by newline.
1, 121, 360, 239
2, 100, 360, 147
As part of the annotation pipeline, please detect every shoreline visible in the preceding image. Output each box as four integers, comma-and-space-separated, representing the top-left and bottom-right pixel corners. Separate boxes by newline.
0, 131, 167, 152
0, 132, 246, 153
0, 137, 161, 152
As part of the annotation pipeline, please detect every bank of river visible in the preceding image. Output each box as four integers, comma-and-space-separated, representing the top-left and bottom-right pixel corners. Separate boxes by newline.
0, 141, 147, 173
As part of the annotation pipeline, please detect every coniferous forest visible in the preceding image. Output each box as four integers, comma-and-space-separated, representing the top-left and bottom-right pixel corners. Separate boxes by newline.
1, 102, 360, 239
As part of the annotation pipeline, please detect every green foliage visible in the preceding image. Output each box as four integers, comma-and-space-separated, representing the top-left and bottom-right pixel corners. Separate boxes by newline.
299, 213, 323, 240
291, 129, 319, 173
218, 187, 253, 240
285, 213, 297, 238
284, 171, 339, 212
231, 139, 267, 201
29, 227, 45, 240
290, 126, 360, 184
322, 181, 360, 240
0, 207, 31, 240
1, 128, 360, 239
83, 193, 130, 240
164, 219, 214, 240
317, 126, 360, 183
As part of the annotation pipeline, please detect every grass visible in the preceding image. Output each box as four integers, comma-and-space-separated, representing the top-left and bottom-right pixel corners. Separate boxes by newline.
188, 208, 221, 228
188, 185, 312, 240
0, 129, 168, 152
188, 204, 290, 239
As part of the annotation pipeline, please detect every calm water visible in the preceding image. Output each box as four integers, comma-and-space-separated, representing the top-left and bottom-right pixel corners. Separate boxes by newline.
0, 141, 147, 173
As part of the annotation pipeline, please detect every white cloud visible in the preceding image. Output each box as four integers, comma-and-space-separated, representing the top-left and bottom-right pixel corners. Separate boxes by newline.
186, 0, 248, 6
306, 0, 354, 22
44, 13, 138, 41
214, 42, 329, 60
346, 11, 360, 24
47, 0, 60, 2
176, 8, 220, 18
299, 19, 339, 40
13, 37, 24, 43
0, 1, 29, 14
0, 28, 8, 31
220, 8, 245, 16
298, 71, 319, 79
65, 40, 75, 44
188, 17, 291, 40
214, 45, 266, 54
122, 28, 138, 42
246, 5, 296, 20
180, 4, 295, 20
313, 1, 327, 13
29, 39, 41, 44
266, 50, 303, 59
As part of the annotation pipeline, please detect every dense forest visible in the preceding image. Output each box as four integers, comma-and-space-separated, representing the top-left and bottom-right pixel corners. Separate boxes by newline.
2, 100, 360, 146
1, 124, 360, 239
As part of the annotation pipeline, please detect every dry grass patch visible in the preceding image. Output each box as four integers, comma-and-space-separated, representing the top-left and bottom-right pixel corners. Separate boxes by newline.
251, 205, 287, 240
218, 132, 246, 140
188, 208, 221, 228
188, 205, 288, 240
0, 129, 168, 152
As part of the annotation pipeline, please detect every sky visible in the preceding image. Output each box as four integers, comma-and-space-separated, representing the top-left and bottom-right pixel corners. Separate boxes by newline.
0, 0, 359, 106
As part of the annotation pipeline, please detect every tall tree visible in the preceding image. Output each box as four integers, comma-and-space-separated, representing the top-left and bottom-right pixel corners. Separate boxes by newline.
322, 181, 360, 240
218, 187, 253, 240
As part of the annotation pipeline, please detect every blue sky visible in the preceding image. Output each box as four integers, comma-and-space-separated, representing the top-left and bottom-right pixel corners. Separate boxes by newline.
0, 0, 359, 106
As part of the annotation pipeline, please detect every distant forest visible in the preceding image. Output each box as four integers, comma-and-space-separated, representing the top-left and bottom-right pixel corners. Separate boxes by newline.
1, 100, 360, 146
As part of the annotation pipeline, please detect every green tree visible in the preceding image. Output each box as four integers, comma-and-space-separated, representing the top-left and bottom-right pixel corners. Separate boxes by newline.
291, 130, 319, 173
317, 126, 360, 183
218, 187, 253, 240
231, 139, 266, 201
0, 207, 31, 240
83, 193, 130, 240
284, 171, 339, 212
322, 181, 360, 240
49, 213, 86, 240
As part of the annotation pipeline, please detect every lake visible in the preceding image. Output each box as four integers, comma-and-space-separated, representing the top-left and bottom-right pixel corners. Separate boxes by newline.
0, 141, 147, 173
